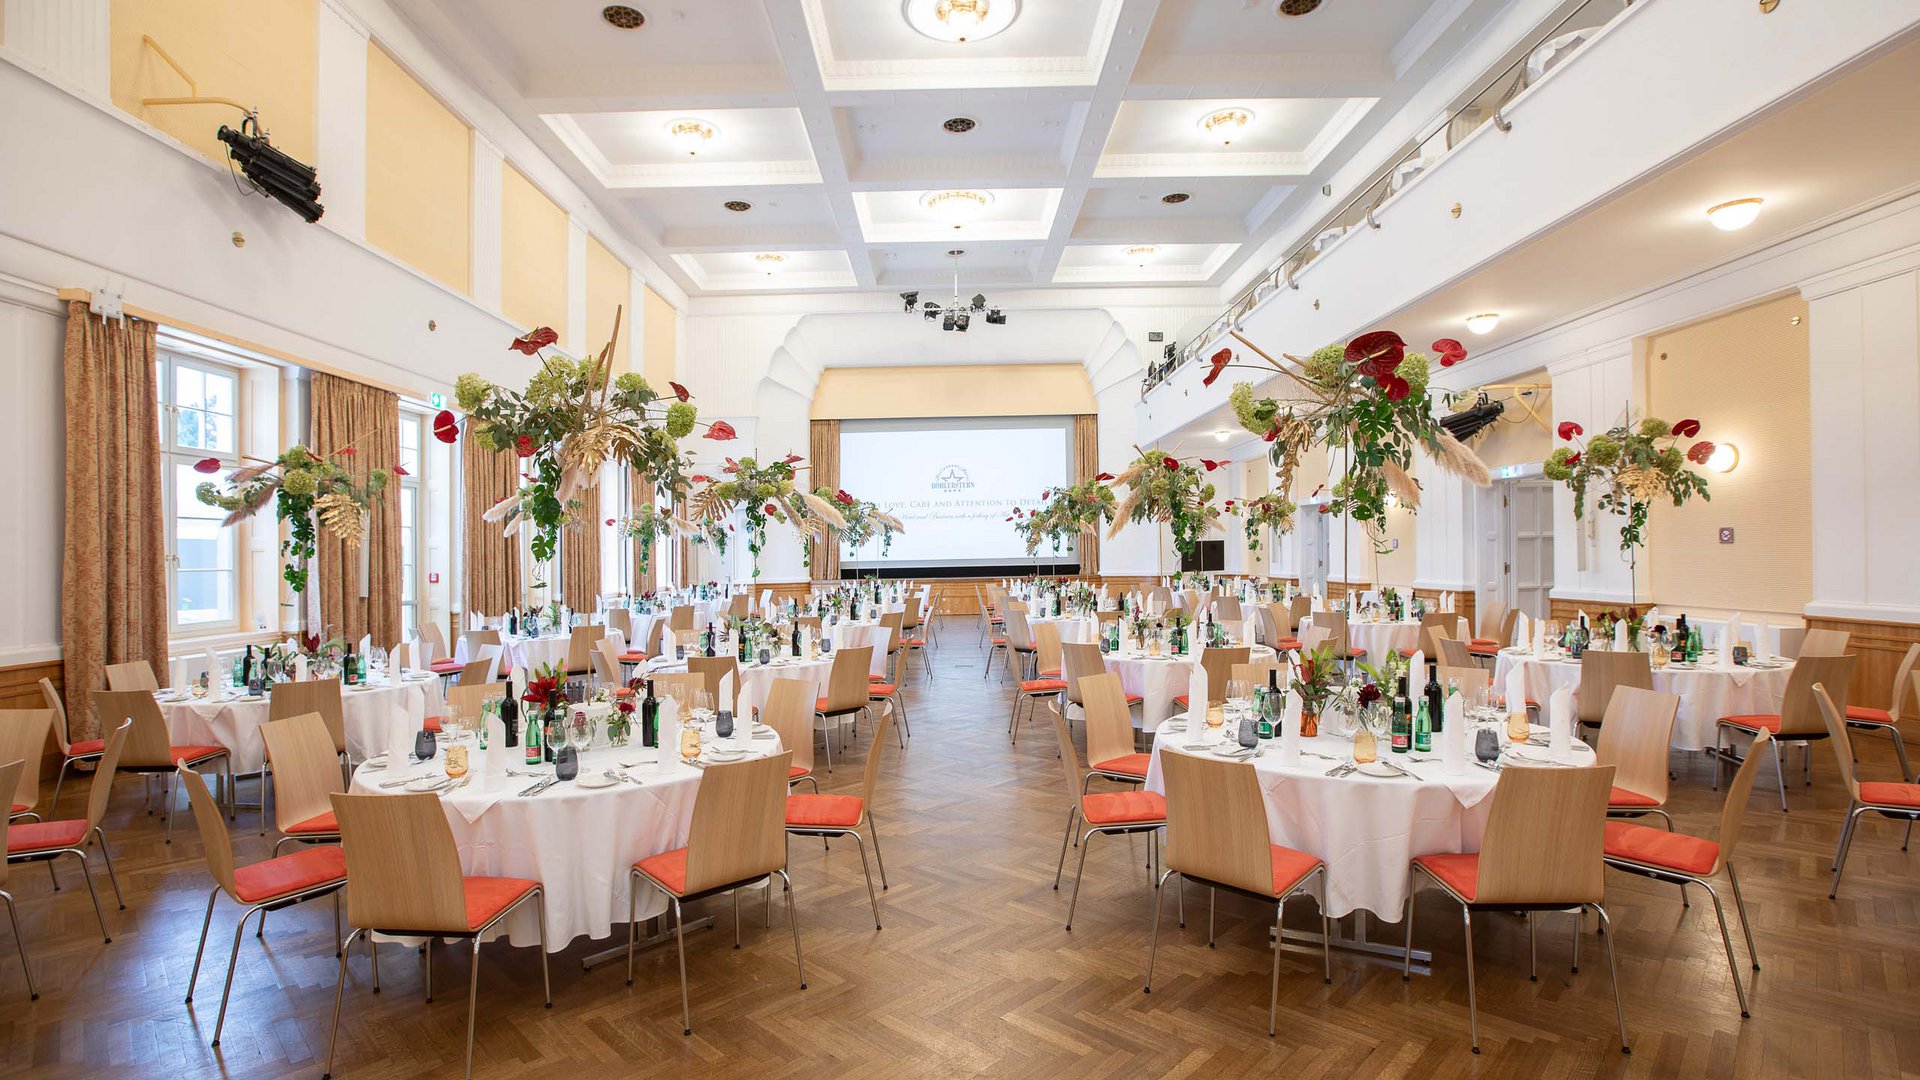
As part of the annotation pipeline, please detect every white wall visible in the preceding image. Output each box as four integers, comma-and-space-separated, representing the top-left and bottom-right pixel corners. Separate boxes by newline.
0, 281, 69, 665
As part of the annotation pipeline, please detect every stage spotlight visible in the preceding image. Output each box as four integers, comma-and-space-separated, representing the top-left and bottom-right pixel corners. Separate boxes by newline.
970, 292, 987, 311
985, 309, 1006, 325
1439, 397, 1505, 441
954, 313, 970, 331
942, 314, 956, 331
218, 121, 324, 222
900, 290, 919, 312
924, 305, 940, 321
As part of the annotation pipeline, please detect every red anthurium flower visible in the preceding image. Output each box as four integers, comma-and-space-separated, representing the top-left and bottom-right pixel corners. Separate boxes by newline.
1223, 500, 1236, 510
509, 326, 558, 354
432, 409, 459, 444
1095, 471, 1114, 482
704, 420, 737, 441
722, 458, 739, 473
394, 464, 409, 477
515, 435, 535, 457
1199, 459, 1224, 472
1671, 418, 1701, 438
1317, 505, 1331, 514
1263, 424, 1282, 443
1432, 338, 1468, 367
1162, 456, 1181, 472
835, 489, 853, 505
669, 381, 692, 402
1346, 330, 1406, 379
1040, 490, 1052, 501
1557, 421, 1583, 441
1566, 452, 1581, 467
783, 453, 803, 465
690, 474, 711, 484
193, 457, 222, 474
1202, 347, 1234, 388
604, 518, 615, 527
336, 447, 355, 457
1687, 440, 1716, 465
764, 503, 779, 515
1380, 374, 1412, 401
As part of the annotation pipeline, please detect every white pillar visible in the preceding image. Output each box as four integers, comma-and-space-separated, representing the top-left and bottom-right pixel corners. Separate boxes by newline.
1412, 448, 1474, 597
565, 217, 588, 356
1546, 339, 1645, 605
1803, 258, 1920, 622
469, 135, 504, 314
2, 0, 109, 97
315, 0, 369, 242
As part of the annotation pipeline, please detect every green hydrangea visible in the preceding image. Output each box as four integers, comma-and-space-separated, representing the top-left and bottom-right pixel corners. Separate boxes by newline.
195, 481, 222, 506
1586, 433, 1621, 467
1304, 345, 1346, 392
1638, 417, 1670, 440
454, 373, 492, 413
282, 446, 313, 468
664, 401, 696, 439
1229, 383, 1278, 433
1658, 446, 1684, 473
281, 468, 318, 496
471, 423, 500, 453
368, 469, 390, 491
614, 372, 651, 398
1543, 446, 1577, 482
1398, 353, 1431, 400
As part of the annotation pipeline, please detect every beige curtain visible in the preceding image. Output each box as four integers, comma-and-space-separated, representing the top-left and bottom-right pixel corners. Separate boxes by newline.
62, 303, 168, 733
562, 509, 602, 612
673, 494, 691, 590
809, 419, 840, 580
311, 372, 401, 646
1073, 413, 1100, 576
629, 469, 654, 593
462, 428, 521, 617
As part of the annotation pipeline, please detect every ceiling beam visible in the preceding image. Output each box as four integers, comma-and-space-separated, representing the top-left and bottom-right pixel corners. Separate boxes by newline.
760, 0, 877, 288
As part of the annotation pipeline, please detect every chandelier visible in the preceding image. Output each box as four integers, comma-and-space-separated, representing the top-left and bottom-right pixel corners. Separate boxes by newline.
900, 250, 1007, 332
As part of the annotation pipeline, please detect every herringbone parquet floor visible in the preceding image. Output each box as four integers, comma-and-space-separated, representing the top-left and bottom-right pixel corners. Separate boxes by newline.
3, 618, 1917, 1078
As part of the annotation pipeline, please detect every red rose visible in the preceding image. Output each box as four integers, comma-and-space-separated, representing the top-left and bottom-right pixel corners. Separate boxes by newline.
1558, 421, 1583, 441
432, 409, 459, 444
509, 327, 558, 355
1687, 440, 1716, 465
1203, 347, 1233, 388
515, 435, 535, 458
1095, 472, 1114, 482
1162, 457, 1180, 472
835, 489, 853, 505
193, 457, 222, 474
1671, 418, 1700, 438
1345, 330, 1406, 380
1357, 683, 1382, 707
1432, 338, 1468, 367
704, 420, 737, 441
669, 381, 692, 402
764, 503, 778, 515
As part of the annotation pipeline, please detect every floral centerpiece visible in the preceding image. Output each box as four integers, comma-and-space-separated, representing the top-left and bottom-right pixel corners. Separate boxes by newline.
686, 454, 846, 577
1591, 607, 1646, 650
1107, 450, 1221, 559
1009, 477, 1117, 556
1231, 492, 1297, 552
195, 445, 389, 594
1546, 416, 1713, 555
1289, 644, 1339, 737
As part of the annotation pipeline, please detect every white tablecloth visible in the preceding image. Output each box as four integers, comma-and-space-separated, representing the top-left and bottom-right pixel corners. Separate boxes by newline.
1144, 719, 1594, 919
644, 655, 834, 719
1028, 614, 1099, 645
456, 631, 610, 673
1489, 649, 1795, 751
1102, 645, 1276, 728
1302, 616, 1428, 659
347, 722, 782, 951
156, 674, 445, 773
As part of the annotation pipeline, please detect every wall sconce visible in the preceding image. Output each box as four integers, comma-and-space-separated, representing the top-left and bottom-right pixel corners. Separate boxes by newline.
1706, 442, 1739, 473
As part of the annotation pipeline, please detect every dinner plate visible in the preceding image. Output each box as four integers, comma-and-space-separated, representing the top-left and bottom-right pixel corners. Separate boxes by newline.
362, 754, 389, 771
576, 772, 620, 789
1351, 761, 1398, 777
705, 748, 750, 762
405, 775, 444, 792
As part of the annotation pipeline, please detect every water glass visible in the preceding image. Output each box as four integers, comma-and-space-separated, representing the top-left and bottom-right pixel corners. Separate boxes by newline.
1474, 728, 1501, 763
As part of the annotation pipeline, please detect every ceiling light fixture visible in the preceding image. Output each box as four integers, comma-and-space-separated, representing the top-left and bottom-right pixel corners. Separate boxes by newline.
723, 200, 752, 212
665, 117, 717, 156
1706, 442, 1740, 473
1465, 312, 1501, 335
903, 0, 1019, 43
754, 252, 785, 266
1197, 107, 1254, 146
909, 250, 1007, 332
1274, 0, 1323, 15
1706, 197, 1764, 231
601, 5, 645, 29
1160, 192, 1191, 204
1126, 245, 1157, 266
920, 188, 994, 227
1214, 430, 1231, 442
943, 117, 977, 134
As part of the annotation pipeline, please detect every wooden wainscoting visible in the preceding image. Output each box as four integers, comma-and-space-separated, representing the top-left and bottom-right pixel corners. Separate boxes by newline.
1805, 614, 1919, 711
1548, 596, 1649, 625
1, 659, 65, 777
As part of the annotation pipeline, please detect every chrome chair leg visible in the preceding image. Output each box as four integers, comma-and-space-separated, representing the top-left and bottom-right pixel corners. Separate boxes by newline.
780, 869, 806, 989
1065, 827, 1098, 930
1527, 911, 1537, 981
1053, 808, 1078, 889
0, 889, 34, 1000
1317, 869, 1332, 984
323, 927, 363, 1080
1701, 880, 1750, 1018
464, 938, 482, 1079
1402, 871, 1419, 982
1770, 738, 1788, 812
51, 759, 76, 817
1462, 904, 1480, 1053
1725, 862, 1759, 970
212, 905, 259, 1045
1143, 869, 1174, 992
72, 851, 111, 942
1829, 804, 1868, 898
868, 813, 888, 889
1268, 898, 1282, 1037
1593, 903, 1630, 1053
672, 897, 692, 1036
625, 872, 640, 986
852, 834, 880, 930
185, 887, 218, 1004
426, 938, 435, 1002
94, 828, 126, 909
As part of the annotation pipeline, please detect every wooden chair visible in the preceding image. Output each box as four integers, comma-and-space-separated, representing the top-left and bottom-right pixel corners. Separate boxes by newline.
266, 678, 350, 821
1576, 651, 1653, 735
1009, 621, 1067, 743
669, 604, 695, 631
899, 598, 931, 681
729, 593, 751, 620
447, 682, 507, 728
787, 706, 894, 930
1405, 764, 1628, 1054
40, 678, 106, 816
592, 639, 634, 698
259, 712, 345, 853
1316, 611, 1365, 663
104, 660, 160, 691
5, 720, 130, 941
1437, 636, 1479, 670
759, 677, 818, 792
870, 612, 910, 737
1714, 653, 1856, 811
1604, 731, 1769, 1018
605, 608, 633, 647
565, 625, 603, 677
650, 673, 708, 712
1047, 701, 1166, 932
688, 656, 740, 716
1817, 685, 1920, 898
1081, 673, 1149, 786
1797, 629, 1851, 656
1211, 596, 1243, 623
325, 792, 549, 1079
1408, 611, 1457, 659
627, 751, 803, 1035
1000, 609, 1040, 682
1171, 646, 1251, 711
0, 759, 39, 999
1438, 666, 1492, 697
621, 616, 666, 667
454, 648, 498, 688
1842, 642, 1916, 780
92, 690, 232, 843
179, 762, 347, 1046
1145, 750, 1330, 1033
417, 621, 451, 671
457, 629, 501, 663
1469, 602, 1516, 658
1593, 686, 1680, 828
0, 711, 50, 822
813, 647, 873, 771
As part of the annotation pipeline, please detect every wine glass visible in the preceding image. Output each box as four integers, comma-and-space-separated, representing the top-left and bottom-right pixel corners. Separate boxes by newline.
691, 689, 715, 725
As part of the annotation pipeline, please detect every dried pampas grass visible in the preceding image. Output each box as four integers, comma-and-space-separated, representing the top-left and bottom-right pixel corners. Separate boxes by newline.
1432, 429, 1491, 487
800, 491, 847, 530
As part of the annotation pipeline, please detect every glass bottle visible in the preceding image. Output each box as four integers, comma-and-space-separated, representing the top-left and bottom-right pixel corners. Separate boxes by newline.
1391, 675, 1412, 754
1413, 699, 1432, 753
523, 700, 543, 766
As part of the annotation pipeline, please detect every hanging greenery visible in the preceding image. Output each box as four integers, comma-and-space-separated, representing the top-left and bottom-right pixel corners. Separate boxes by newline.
1107, 450, 1221, 559
1231, 492, 1297, 552
814, 487, 906, 558
686, 454, 846, 578
1545, 416, 1713, 554
195, 445, 388, 594
617, 502, 684, 580
1009, 477, 1117, 555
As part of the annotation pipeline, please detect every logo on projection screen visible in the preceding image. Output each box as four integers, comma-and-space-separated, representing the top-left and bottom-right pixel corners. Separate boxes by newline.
931, 464, 974, 491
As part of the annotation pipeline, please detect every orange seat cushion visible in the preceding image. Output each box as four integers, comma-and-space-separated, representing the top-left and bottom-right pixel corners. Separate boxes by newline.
1604, 820, 1718, 876
904, 638, 928, 647
1092, 753, 1150, 778
231, 845, 348, 904
788, 765, 812, 781
462, 876, 540, 930
1468, 645, 1500, 656
1081, 789, 1167, 826
636, 847, 689, 895
1125, 693, 1144, 706
1470, 638, 1499, 649
1020, 678, 1067, 694
1607, 786, 1661, 809
1274, 639, 1303, 652
1720, 714, 1781, 733
422, 715, 443, 733
1413, 852, 1480, 902
7, 818, 88, 853
429, 659, 463, 673
1038, 668, 1061, 678
285, 810, 339, 835
66, 739, 106, 757
1348, 649, 1367, 659
1172, 694, 1189, 709
869, 683, 899, 697
1269, 845, 1322, 896
8, 804, 26, 816
990, 638, 1007, 646
618, 651, 650, 663
611, 687, 635, 698
1858, 781, 1920, 809
1846, 705, 1893, 725
786, 793, 865, 829
817, 698, 864, 715
171, 745, 228, 765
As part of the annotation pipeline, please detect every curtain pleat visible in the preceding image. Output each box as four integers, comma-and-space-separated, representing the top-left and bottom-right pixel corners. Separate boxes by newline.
311, 372, 401, 647
809, 419, 840, 580
1073, 413, 1100, 576
462, 428, 521, 617
62, 303, 168, 734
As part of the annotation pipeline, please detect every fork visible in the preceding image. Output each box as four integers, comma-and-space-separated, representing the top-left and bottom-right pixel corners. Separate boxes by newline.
605, 769, 643, 786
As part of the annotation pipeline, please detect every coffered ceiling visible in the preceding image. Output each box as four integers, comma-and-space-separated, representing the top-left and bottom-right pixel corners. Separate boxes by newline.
389, 0, 1519, 297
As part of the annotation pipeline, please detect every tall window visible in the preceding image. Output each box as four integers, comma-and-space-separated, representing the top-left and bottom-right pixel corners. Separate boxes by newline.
159, 355, 243, 633
398, 413, 423, 638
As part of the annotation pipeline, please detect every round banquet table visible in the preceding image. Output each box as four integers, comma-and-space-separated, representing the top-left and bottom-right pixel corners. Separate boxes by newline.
1489, 648, 1795, 751
155, 673, 445, 774
643, 654, 834, 719
1102, 644, 1277, 728
1301, 616, 1434, 660
1027, 614, 1100, 645
453, 631, 583, 673
346, 720, 784, 950
1144, 716, 1596, 919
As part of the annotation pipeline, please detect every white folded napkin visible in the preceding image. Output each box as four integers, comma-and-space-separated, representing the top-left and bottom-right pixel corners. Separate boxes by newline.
1185, 663, 1208, 737
718, 671, 736, 713
1532, 618, 1548, 657
1242, 615, 1259, 647
1278, 690, 1302, 766
1409, 649, 1426, 702
484, 716, 510, 777
1612, 620, 1627, 651
1505, 666, 1529, 719
204, 648, 224, 685
1549, 685, 1573, 762
1720, 612, 1741, 667
1311, 593, 1326, 613
1442, 591, 1455, 612
1754, 615, 1771, 660
1442, 694, 1467, 775
387, 714, 419, 777
294, 654, 309, 681
1514, 610, 1531, 650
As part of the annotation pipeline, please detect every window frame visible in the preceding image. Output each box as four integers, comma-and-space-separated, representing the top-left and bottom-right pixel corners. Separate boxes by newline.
397, 410, 424, 639
157, 351, 246, 636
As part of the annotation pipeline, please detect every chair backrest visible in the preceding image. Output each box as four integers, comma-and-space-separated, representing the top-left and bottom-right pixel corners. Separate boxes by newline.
1437, 636, 1476, 669
650, 672, 707, 711
1162, 750, 1275, 896
1476, 599, 1509, 642
688, 656, 740, 714
1884, 643, 1920, 723
1212, 596, 1243, 623
1002, 609, 1035, 652
0, 760, 18, 884
84, 721, 132, 830
92, 689, 180, 769
729, 593, 750, 620
1080, 673, 1138, 771
1286, 595, 1311, 635
1045, 692, 1092, 813
1797, 629, 1851, 657
417, 621, 450, 668
1575, 651, 1652, 725
1230, 661, 1286, 692
1147, 586, 1173, 612
670, 605, 695, 630
1814, 685, 1864, 803
1317, 611, 1351, 655
1437, 665, 1492, 697
0, 710, 50, 814
387, 641, 411, 673
1182, 589, 1205, 616
879, 612, 905, 655
1060, 642, 1104, 706
605, 608, 633, 644
1777, 654, 1856, 736
1593, 686, 1678, 807
1498, 606, 1520, 647
1198, 647, 1251, 704
456, 656, 494, 684
1420, 611, 1456, 639
759, 677, 814, 776
39, 678, 74, 755
682, 751, 792, 895
331, 792, 475, 933
269, 678, 347, 754
855, 699, 896, 809
260, 712, 345, 835
104, 660, 159, 691
177, 763, 246, 898
642, 615, 666, 659
1032, 621, 1063, 681
1709, 729, 1773, 871
592, 638, 624, 688
1299, 625, 1332, 653
820, 647, 874, 714
565, 625, 601, 675
1474, 764, 1615, 905
459, 631, 500, 665
447, 681, 506, 723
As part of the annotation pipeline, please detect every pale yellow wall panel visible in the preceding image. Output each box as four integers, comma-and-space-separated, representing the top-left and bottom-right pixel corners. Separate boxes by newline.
111, 0, 317, 164
364, 44, 470, 295
585, 237, 631, 370
1647, 294, 1812, 615
500, 164, 569, 340
642, 286, 677, 388
810, 364, 1095, 420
